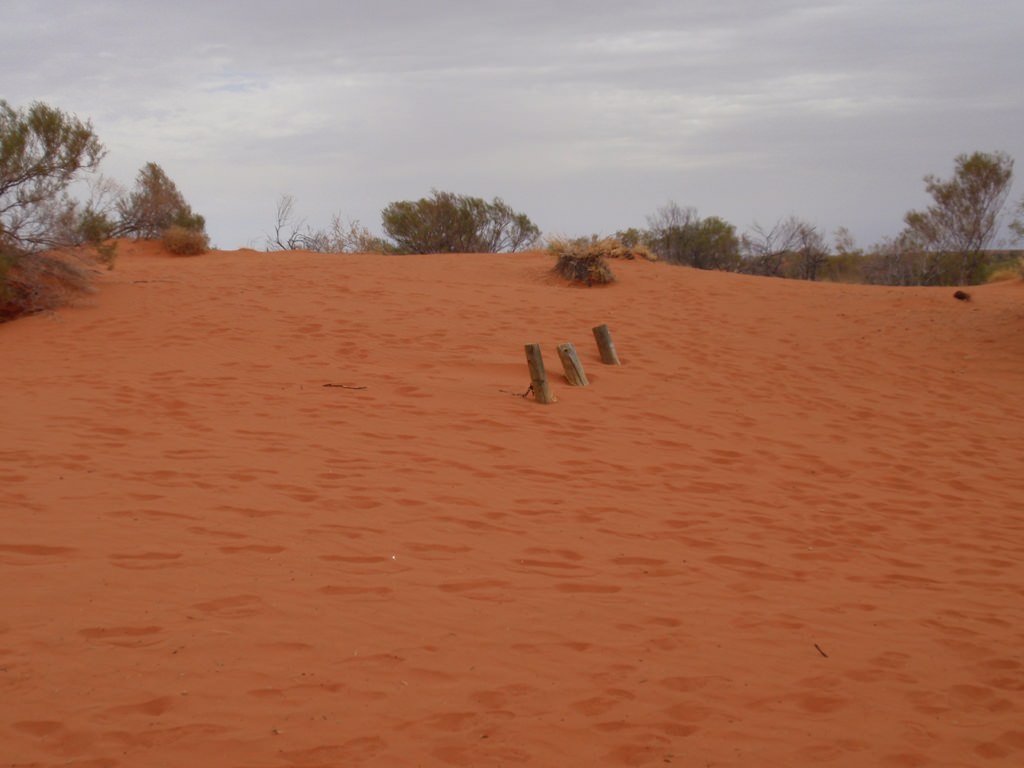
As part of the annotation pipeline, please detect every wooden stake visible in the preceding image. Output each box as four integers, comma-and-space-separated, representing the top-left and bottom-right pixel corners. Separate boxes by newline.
557, 343, 589, 386
592, 324, 621, 365
524, 344, 556, 404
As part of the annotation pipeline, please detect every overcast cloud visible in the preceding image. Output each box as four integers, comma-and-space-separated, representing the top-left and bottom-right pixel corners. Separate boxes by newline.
4, 0, 1022, 249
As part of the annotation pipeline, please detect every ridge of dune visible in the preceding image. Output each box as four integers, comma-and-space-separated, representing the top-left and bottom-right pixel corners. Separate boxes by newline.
2, 242, 1023, 767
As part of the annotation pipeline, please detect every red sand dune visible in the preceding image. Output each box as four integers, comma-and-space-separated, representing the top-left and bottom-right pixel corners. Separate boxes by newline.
2, 241, 1023, 767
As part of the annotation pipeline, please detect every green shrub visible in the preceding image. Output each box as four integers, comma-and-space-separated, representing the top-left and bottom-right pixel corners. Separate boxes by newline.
381, 189, 539, 253
548, 238, 617, 285
645, 203, 740, 270
117, 162, 206, 240
1, 99, 105, 253
161, 225, 209, 256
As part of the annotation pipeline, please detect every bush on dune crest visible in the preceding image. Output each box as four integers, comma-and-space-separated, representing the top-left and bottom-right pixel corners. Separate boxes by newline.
0, 98, 211, 321
0, 247, 93, 322
162, 225, 209, 256
1, 99, 106, 321
381, 190, 539, 254
266, 193, 389, 253
548, 237, 621, 286
116, 162, 207, 242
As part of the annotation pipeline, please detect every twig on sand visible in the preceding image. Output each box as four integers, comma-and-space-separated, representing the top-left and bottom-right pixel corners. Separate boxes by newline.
814, 643, 829, 658
499, 384, 534, 399
322, 384, 368, 390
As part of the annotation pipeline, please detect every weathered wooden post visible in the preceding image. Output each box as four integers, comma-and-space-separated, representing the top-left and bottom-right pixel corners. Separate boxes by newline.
592, 324, 621, 365
557, 343, 589, 386
524, 344, 556, 404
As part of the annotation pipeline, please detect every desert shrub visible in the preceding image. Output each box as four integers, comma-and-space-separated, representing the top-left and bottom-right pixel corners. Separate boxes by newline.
0, 247, 93, 322
548, 238, 617, 285
1, 99, 105, 253
814, 253, 865, 283
858, 234, 1000, 286
266, 194, 391, 253
76, 206, 116, 244
985, 255, 1024, 282
559, 234, 657, 262
646, 203, 740, 270
903, 151, 1014, 285
381, 189, 539, 253
0, 100, 110, 320
117, 162, 206, 240
162, 225, 209, 256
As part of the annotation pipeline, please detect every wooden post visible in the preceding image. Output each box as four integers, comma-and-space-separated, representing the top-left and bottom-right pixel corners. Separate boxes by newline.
592, 324, 621, 365
557, 343, 589, 386
524, 344, 556, 404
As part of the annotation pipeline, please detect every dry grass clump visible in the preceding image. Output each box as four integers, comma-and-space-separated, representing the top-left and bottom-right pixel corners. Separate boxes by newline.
548, 238, 618, 286
161, 225, 209, 256
595, 238, 658, 262
0, 250, 94, 322
985, 256, 1024, 282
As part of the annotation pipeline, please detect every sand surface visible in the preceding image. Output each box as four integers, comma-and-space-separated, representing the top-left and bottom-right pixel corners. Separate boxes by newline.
2, 241, 1023, 767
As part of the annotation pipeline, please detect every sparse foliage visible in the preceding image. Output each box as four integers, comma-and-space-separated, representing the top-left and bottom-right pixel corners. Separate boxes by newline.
266, 194, 387, 253
902, 151, 1014, 284
43, 175, 125, 250
644, 202, 740, 270
268, 193, 304, 250
833, 226, 859, 258
614, 227, 644, 248
381, 189, 539, 254
1010, 197, 1024, 244
0, 101, 217, 320
116, 162, 205, 239
861, 231, 933, 286
0, 100, 109, 321
0, 99, 105, 253
787, 222, 829, 281
740, 217, 805, 277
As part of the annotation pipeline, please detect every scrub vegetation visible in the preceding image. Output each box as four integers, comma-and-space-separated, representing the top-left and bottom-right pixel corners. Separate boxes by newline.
2, 97, 1021, 322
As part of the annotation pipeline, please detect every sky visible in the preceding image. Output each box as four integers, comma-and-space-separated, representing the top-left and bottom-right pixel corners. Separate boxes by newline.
3, 0, 1023, 250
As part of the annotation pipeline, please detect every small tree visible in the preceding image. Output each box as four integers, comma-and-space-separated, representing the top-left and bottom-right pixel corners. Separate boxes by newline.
40, 175, 125, 251
861, 231, 933, 286
380, 189, 539, 254
644, 201, 740, 270
0, 99, 105, 252
821, 226, 867, 283
644, 202, 697, 265
1, 100, 106, 321
787, 221, 829, 281
833, 226, 859, 258
116, 162, 205, 239
267, 193, 306, 250
614, 227, 644, 248
1010, 197, 1024, 243
903, 151, 1014, 284
740, 217, 807, 277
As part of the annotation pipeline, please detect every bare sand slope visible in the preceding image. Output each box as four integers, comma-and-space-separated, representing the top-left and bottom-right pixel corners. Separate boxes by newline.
2, 242, 1023, 767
